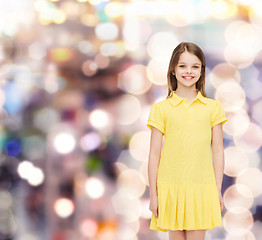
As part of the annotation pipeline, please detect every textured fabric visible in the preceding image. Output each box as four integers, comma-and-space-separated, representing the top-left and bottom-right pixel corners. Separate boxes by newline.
147, 90, 227, 232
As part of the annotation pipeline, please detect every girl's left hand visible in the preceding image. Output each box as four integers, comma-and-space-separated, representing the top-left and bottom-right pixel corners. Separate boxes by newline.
218, 190, 223, 211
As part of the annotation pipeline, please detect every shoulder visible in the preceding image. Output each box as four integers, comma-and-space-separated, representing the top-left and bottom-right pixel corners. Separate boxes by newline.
153, 98, 170, 110
203, 96, 221, 107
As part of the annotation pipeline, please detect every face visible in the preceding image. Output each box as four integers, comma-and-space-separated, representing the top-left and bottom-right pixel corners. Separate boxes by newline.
173, 51, 202, 89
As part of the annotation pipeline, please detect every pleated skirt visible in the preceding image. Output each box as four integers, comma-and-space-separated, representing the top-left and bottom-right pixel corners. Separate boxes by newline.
150, 182, 222, 232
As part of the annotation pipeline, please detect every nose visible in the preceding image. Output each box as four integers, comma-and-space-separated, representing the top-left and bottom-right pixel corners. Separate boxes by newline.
186, 67, 191, 73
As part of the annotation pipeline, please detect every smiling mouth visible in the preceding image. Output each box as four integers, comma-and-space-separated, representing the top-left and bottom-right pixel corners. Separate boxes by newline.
183, 76, 194, 80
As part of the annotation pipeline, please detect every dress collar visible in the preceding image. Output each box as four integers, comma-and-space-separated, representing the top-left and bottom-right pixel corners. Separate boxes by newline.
167, 90, 207, 107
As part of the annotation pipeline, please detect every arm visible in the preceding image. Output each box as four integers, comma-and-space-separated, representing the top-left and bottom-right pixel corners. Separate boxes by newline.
148, 127, 163, 217
211, 123, 225, 191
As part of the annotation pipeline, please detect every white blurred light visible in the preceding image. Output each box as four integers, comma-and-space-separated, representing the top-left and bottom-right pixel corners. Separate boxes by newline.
28, 42, 46, 60
115, 94, 141, 125
129, 131, 151, 161
27, 167, 45, 186
17, 161, 34, 180
54, 133, 76, 154
117, 64, 152, 95
17, 161, 45, 186
89, 109, 110, 129
95, 23, 119, 41
100, 42, 118, 56
147, 32, 179, 59
80, 132, 101, 151
54, 198, 74, 218
85, 177, 105, 199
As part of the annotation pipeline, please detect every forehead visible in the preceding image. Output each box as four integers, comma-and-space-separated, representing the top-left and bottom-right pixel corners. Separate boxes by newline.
178, 51, 201, 64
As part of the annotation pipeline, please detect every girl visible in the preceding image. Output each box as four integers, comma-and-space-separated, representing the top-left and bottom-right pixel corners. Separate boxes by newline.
147, 42, 227, 240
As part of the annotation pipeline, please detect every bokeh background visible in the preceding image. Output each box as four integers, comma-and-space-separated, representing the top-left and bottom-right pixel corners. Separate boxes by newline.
0, 0, 262, 239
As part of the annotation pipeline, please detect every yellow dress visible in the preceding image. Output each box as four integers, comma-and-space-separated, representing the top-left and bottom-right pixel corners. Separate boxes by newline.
147, 90, 227, 232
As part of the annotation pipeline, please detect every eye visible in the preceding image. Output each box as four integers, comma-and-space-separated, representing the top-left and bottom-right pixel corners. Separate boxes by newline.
179, 65, 185, 68
193, 66, 199, 69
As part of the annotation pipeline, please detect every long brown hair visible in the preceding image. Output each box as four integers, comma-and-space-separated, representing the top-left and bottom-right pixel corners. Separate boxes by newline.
166, 42, 207, 98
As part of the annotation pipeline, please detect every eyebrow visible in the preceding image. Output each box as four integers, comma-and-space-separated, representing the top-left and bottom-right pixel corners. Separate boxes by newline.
178, 62, 201, 65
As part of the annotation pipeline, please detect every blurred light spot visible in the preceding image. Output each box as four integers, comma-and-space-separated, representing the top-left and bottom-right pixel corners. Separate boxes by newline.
147, 32, 179, 59
33, 108, 60, 133
224, 147, 249, 177
22, 136, 46, 160
33, 72, 66, 94
224, 21, 261, 69
225, 230, 255, 240
165, 0, 197, 26
223, 108, 250, 137
211, 0, 237, 19
49, 48, 74, 62
53, 9, 66, 24
104, 1, 124, 18
0, 89, 5, 108
127, 219, 140, 234
236, 167, 262, 197
0, 209, 17, 238
223, 184, 253, 210
233, 123, 262, 152
118, 64, 152, 95
129, 131, 150, 162
111, 190, 142, 222
5, 140, 21, 157
115, 94, 141, 125
95, 23, 119, 41
80, 132, 101, 152
210, 63, 241, 89
123, 15, 140, 51
88, 0, 104, 5
249, 1, 262, 28
223, 207, 253, 232
94, 54, 110, 69
81, 60, 97, 76
215, 82, 246, 112
17, 161, 34, 180
27, 167, 44, 186
224, 45, 255, 69
117, 169, 146, 197
85, 177, 105, 199
114, 162, 129, 175
61, 1, 82, 18
3, 81, 24, 114
147, 58, 169, 86
54, 198, 75, 218
100, 42, 117, 56
89, 109, 110, 129
78, 41, 96, 56
54, 133, 76, 154
81, 13, 99, 27
0, 190, 12, 209
17, 161, 44, 186
28, 42, 46, 60
79, 218, 98, 237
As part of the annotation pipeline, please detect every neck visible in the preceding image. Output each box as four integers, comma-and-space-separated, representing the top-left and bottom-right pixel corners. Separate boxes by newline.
174, 87, 198, 99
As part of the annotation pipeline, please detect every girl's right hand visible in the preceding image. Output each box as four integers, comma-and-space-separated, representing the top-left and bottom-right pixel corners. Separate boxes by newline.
149, 195, 158, 218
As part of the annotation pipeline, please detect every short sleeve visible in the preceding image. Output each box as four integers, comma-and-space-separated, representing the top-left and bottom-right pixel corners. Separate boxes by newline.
211, 100, 227, 127
147, 103, 166, 134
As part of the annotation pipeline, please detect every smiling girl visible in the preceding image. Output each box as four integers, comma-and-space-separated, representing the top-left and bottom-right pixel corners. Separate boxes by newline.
147, 42, 227, 240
